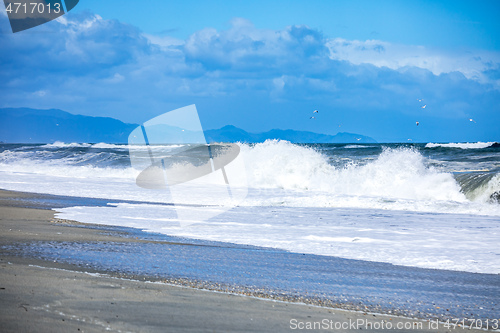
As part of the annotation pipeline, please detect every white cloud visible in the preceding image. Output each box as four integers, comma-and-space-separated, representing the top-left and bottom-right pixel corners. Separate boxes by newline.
143, 33, 184, 49
56, 15, 69, 25
183, 18, 327, 73
55, 13, 102, 32
326, 38, 500, 85
33, 90, 47, 97
103, 73, 125, 84
273, 77, 285, 91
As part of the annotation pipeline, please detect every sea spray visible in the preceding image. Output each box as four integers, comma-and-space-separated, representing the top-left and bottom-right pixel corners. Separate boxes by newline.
0, 141, 498, 214
241, 141, 465, 202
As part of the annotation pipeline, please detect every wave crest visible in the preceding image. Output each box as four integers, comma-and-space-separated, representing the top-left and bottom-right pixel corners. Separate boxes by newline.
425, 142, 497, 149
241, 141, 465, 202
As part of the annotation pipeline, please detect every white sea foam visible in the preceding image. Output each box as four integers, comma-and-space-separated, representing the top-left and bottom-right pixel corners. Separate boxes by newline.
55, 203, 500, 274
0, 150, 136, 180
1, 140, 500, 273
241, 141, 466, 202
41, 141, 185, 150
99, 143, 180, 149
343, 144, 370, 149
425, 142, 496, 149
1, 140, 498, 212
42, 141, 92, 148
42, 141, 130, 149
90, 143, 127, 149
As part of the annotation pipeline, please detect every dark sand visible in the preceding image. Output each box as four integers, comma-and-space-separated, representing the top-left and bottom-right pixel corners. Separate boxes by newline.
0, 189, 492, 332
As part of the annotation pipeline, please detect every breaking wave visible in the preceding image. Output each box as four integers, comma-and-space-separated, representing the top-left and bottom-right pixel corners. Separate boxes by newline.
242, 140, 465, 200
0, 140, 499, 214
425, 142, 499, 149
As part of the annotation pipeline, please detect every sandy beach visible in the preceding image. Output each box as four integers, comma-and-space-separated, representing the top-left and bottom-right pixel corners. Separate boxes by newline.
0, 189, 494, 332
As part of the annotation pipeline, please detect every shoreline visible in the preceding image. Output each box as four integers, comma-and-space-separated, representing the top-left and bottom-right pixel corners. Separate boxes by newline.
1, 259, 462, 333
0, 189, 496, 332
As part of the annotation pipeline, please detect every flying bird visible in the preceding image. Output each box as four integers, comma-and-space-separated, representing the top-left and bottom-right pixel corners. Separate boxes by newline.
310, 116, 315, 119
421, 105, 426, 109
417, 99, 423, 102
416, 121, 420, 126
469, 118, 476, 123
313, 110, 319, 113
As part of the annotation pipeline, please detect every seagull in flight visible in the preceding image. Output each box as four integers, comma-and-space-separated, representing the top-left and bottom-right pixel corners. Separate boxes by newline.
313, 110, 319, 113
469, 118, 476, 123
416, 121, 420, 126
310, 116, 315, 119
421, 105, 426, 109
417, 99, 423, 102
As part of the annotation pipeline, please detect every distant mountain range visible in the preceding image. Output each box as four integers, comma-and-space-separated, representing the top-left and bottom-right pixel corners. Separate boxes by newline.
0, 108, 376, 144
0, 108, 137, 144
204, 125, 376, 143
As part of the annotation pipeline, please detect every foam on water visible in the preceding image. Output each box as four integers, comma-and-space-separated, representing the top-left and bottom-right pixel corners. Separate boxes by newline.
1, 141, 499, 273
1, 140, 499, 211
41, 141, 93, 148
239, 141, 500, 214
0, 150, 135, 180
41, 141, 185, 150
243, 141, 464, 201
425, 142, 497, 149
343, 144, 371, 149
54, 203, 500, 274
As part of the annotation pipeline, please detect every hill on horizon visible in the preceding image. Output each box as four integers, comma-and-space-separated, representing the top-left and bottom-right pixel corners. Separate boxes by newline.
0, 108, 137, 144
204, 125, 377, 143
0, 108, 377, 144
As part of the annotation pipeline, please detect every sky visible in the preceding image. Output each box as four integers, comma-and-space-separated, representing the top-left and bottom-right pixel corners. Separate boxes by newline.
1, 0, 499, 142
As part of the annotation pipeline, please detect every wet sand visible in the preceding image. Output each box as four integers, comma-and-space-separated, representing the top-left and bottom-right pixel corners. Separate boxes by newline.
0, 189, 491, 332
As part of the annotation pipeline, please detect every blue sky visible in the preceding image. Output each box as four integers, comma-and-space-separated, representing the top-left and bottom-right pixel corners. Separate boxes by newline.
1, 0, 499, 142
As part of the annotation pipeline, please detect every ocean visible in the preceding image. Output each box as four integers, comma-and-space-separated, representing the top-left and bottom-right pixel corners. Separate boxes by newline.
1, 140, 499, 274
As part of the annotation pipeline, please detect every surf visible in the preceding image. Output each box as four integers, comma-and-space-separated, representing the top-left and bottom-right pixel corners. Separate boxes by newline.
242, 141, 465, 200
0, 141, 499, 215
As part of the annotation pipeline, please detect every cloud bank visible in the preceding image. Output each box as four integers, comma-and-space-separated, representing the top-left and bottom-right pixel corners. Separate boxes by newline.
326, 38, 500, 85
1, 12, 499, 142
